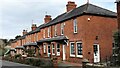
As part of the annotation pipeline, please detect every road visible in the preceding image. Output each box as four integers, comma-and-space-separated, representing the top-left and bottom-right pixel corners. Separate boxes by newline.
0, 60, 38, 68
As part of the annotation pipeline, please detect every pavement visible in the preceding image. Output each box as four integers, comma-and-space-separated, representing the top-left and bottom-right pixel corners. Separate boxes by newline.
0, 59, 38, 68
58, 61, 82, 68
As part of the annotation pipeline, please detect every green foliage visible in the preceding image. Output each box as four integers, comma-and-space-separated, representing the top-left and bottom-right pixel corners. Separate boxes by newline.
15, 54, 22, 59
113, 31, 120, 66
113, 31, 120, 43
25, 49, 35, 57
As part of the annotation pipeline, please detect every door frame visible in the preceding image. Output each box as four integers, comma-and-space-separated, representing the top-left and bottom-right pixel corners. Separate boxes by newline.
63, 45, 66, 60
93, 44, 100, 63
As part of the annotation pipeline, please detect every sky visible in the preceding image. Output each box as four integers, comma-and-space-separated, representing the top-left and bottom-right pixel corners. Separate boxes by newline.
0, 0, 117, 39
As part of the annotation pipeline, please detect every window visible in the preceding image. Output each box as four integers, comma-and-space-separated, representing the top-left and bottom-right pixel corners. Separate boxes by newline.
29, 35, 32, 43
34, 34, 36, 42
54, 25, 57, 36
43, 44, 46, 53
43, 29, 45, 38
56, 44, 60, 56
76, 42, 83, 57
52, 44, 55, 55
70, 42, 75, 57
36, 33, 38, 41
48, 27, 50, 37
61, 23, 64, 35
73, 19, 77, 33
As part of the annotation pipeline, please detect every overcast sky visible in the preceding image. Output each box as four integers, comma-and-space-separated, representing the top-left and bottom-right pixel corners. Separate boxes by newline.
0, 0, 117, 39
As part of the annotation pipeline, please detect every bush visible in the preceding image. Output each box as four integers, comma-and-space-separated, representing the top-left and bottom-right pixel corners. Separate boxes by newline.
3, 56, 53, 67
14, 54, 22, 59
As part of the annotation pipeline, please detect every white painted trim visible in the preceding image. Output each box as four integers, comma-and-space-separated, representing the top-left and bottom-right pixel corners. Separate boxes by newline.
54, 25, 57, 36
93, 44, 100, 63
61, 23, 64, 35
47, 45, 51, 57
48, 27, 50, 37
76, 42, 83, 58
70, 42, 75, 57
73, 19, 78, 33
43, 29, 45, 38
43, 44, 46, 53
52, 44, 55, 55
63, 45, 66, 60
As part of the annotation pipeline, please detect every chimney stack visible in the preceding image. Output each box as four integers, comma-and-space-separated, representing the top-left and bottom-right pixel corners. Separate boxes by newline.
44, 15, 52, 23
23, 30, 27, 35
66, 1, 77, 12
31, 24, 37, 31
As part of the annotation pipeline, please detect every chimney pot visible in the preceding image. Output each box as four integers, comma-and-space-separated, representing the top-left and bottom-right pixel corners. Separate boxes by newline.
31, 24, 37, 31
23, 30, 27, 35
66, 1, 77, 12
44, 15, 52, 23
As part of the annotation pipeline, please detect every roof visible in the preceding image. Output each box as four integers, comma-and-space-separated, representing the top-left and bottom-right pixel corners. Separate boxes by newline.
10, 48, 16, 51
15, 46, 24, 49
13, 3, 117, 41
17, 36, 25, 40
44, 3, 116, 27
5, 50, 10, 55
25, 24, 45, 35
23, 42, 38, 47
116, 0, 120, 2
37, 36, 68, 43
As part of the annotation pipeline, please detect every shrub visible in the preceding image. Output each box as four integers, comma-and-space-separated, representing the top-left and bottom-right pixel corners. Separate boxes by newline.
25, 49, 35, 57
14, 54, 22, 59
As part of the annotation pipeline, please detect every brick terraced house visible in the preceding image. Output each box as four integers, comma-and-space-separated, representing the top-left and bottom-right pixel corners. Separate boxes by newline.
10, 1, 118, 63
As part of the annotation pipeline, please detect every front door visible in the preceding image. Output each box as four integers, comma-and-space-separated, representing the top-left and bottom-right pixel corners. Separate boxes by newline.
48, 45, 51, 57
63, 45, 66, 60
93, 44, 100, 63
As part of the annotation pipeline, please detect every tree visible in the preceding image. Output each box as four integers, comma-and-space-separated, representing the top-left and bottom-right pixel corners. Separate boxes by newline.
113, 31, 120, 66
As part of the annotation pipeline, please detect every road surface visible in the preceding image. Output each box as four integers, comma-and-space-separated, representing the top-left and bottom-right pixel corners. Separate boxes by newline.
0, 60, 38, 68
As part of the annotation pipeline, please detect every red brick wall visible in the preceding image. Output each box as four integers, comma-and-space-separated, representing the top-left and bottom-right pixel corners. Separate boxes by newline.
39, 15, 117, 63
64, 15, 117, 63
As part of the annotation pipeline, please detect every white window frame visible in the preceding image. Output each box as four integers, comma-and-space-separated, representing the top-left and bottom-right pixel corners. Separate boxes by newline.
36, 33, 38, 41
73, 19, 77, 33
34, 34, 36, 42
70, 42, 75, 57
43, 29, 45, 38
43, 44, 46, 53
56, 43, 60, 56
76, 42, 83, 58
61, 23, 64, 35
52, 44, 55, 55
54, 25, 57, 36
48, 27, 50, 37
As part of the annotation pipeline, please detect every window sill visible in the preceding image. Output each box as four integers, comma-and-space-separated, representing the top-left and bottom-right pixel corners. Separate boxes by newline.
70, 55, 75, 57
76, 55, 83, 58
61, 34, 64, 36
74, 32, 77, 34
56, 55, 60, 57
52, 54, 55, 55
